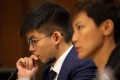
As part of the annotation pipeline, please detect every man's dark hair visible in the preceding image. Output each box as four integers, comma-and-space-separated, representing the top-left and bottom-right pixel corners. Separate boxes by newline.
21, 2, 72, 43
72, 0, 120, 44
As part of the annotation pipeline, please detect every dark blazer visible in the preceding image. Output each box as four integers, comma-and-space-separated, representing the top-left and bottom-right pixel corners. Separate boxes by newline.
106, 44, 120, 80
40, 46, 97, 80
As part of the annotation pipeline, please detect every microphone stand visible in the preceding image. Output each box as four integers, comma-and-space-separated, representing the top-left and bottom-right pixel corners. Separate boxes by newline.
8, 68, 18, 80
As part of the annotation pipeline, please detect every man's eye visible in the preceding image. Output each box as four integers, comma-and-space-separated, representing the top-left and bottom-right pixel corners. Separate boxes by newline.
32, 40, 38, 43
77, 25, 84, 30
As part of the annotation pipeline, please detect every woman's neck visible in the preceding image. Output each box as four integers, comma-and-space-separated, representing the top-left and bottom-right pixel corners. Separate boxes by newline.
92, 40, 116, 70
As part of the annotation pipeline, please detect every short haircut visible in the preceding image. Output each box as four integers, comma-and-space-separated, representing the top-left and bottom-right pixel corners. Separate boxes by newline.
72, 0, 120, 44
21, 2, 72, 43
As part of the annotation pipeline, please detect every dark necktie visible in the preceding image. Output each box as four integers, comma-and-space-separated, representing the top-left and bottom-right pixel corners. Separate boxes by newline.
47, 70, 57, 80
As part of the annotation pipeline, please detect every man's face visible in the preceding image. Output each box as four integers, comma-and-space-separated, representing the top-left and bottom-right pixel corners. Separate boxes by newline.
72, 11, 104, 59
27, 30, 57, 63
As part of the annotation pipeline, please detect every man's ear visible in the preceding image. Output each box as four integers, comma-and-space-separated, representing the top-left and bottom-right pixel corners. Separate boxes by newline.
101, 19, 114, 36
52, 31, 62, 45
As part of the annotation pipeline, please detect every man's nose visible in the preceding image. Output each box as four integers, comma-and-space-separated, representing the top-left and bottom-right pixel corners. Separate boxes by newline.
29, 45, 35, 52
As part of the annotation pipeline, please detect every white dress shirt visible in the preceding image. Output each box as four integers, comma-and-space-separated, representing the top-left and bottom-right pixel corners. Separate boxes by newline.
50, 45, 73, 80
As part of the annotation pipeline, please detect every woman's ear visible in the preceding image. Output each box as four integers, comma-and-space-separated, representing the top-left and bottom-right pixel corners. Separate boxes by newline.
102, 19, 114, 36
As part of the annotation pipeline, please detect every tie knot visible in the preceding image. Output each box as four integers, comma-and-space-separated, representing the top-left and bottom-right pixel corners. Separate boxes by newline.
47, 70, 57, 80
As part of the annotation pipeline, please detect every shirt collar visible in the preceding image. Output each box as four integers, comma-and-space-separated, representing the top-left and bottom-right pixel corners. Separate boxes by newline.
50, 45, 73, 74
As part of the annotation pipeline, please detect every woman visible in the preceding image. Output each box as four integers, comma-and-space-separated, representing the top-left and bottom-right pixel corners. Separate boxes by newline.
72, 0, 120, 80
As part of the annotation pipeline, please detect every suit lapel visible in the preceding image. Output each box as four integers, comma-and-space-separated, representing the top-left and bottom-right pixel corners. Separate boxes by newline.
58, 47, 77, 80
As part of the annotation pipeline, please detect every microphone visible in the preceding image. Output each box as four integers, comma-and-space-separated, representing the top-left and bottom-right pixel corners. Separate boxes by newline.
8, 57, 56, 80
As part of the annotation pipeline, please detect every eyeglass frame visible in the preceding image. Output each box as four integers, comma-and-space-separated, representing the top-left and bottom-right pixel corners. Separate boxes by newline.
27, 33, 53, 47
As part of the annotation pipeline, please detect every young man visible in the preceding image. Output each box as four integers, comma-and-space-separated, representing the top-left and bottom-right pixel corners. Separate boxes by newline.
16, 2, 97, 80
72, 0, 120, 79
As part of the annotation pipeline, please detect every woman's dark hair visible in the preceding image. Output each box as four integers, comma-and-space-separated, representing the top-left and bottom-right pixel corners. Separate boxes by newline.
72, 0, 120, 43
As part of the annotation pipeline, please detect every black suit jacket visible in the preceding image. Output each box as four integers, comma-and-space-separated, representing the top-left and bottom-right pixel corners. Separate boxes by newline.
40, 46, 97, 80
106, 44, 120, 80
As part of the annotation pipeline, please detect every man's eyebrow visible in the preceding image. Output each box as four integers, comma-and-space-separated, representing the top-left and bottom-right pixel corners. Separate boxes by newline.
28, 35, 36, 39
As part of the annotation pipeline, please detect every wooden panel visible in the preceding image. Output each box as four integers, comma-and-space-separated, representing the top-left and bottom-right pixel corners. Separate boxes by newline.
0, 0, 3, 66
55, 0, 77, 11
0, 0, 24, 67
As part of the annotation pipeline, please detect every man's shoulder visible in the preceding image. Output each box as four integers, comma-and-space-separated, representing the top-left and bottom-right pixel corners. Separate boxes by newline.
63, 47, 97, 70
66, 46, 96, 67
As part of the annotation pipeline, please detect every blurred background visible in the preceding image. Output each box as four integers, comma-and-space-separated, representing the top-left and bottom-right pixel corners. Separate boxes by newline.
0, 0, 77, 79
